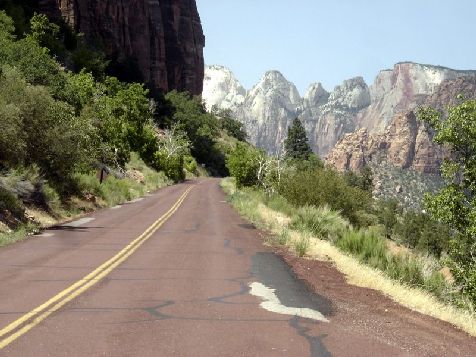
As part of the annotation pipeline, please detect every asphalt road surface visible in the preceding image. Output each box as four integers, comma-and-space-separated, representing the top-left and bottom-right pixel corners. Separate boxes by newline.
0, 178, 474, 356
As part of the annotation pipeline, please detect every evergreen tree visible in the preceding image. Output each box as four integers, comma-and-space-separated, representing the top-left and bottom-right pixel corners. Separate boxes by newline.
284, 117, 312, 160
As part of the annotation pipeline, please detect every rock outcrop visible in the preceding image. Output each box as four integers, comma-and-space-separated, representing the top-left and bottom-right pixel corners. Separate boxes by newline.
326, 112, 445, 174
39, 0, 205, 95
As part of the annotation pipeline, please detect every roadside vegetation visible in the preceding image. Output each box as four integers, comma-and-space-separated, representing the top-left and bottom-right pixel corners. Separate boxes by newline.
222, 114, 476, 335
0, 11, 245, 245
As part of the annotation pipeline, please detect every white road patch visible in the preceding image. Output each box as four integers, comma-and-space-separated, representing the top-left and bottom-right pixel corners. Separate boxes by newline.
111, 205, 122, 210
249, 282, 329, 322
66, 217, 95, 227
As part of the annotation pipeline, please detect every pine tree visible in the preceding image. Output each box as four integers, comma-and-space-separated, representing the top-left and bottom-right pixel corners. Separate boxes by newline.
284, 117, 312, 160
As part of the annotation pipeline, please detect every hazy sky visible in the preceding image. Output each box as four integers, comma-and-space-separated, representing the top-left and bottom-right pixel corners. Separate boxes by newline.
196, 0, 476, 94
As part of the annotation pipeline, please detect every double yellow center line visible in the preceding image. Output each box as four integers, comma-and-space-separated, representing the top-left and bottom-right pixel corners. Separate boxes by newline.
0, 185, 194, 349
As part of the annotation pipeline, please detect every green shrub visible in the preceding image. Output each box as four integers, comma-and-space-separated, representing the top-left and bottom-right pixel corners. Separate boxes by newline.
41, 183, 61, 213
0, 186, 24, 219
226, 142, 263, 188
154, 151, 185, 183
184, 155, 198, 174
394, 210, 450, 257
278, 167, 372, 226
386, 254, 425, 287
375, 199, 402, 238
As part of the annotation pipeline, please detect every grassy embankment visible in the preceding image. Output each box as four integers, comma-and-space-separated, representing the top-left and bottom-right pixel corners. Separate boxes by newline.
221, 177, 476, 336
0, 153, 171, 247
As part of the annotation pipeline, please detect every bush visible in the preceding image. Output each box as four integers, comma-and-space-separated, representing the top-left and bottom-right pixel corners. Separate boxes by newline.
41, 183, 61, 213
278, 167, 372, 226
154, 151, 185, 183
184, 155, 198, 174
394, 210, 450, 257
0, 186, 24, 220
226, 142, 263, 188
263, 194, 295, 216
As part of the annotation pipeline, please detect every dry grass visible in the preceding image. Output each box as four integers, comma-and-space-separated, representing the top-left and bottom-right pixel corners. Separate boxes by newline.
221, 178, 476, 336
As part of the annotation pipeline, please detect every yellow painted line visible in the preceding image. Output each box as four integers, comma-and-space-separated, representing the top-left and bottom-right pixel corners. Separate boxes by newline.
0, 186, 193, 349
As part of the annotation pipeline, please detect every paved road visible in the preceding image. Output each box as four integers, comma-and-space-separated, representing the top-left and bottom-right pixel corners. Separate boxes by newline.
0, 178, 473, 356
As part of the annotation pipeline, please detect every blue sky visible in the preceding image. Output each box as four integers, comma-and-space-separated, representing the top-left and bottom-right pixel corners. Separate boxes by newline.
196, 0, 476, 94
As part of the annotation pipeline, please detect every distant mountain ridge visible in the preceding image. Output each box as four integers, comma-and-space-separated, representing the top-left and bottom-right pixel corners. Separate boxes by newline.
202, 63, 476, 169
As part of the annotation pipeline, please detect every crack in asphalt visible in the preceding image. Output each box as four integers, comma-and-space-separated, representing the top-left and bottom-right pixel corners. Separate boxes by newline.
289, 316, 331, 357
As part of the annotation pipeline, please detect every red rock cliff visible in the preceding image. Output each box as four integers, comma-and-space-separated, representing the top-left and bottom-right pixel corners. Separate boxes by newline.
39, 0, 205, 95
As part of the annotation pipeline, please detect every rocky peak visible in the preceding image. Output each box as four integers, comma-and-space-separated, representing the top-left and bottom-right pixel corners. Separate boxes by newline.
39, 0, 205, 95
303, 82, 329, 108
325, 76, 370, 112
241, 71, 301, 153
202, 65, 246, 112
247, 70, 301, 107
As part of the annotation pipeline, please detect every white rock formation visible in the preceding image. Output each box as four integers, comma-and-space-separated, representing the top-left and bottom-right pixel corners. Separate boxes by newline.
202, 65, 246, 112
202, 62, 476, 156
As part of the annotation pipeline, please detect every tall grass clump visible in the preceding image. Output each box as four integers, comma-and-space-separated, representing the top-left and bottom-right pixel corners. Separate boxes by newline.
291, 205, 350, 241
294, 232, 310, 257
263, 194, 295, 216
337, 229, 388, 269
277, 228, 290, 245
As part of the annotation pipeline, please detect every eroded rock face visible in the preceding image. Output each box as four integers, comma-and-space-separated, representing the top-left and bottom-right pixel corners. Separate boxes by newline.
326, 112, 445, 174
301, 77, 370, 156
39, 0, 205, 95
356, 62, 476, 132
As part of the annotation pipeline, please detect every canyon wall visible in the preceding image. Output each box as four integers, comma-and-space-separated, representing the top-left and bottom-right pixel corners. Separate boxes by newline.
39, 0, 205, 95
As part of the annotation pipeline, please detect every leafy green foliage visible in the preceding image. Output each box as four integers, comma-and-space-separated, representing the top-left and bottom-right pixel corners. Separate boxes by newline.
0, 65, 96, 185
212, 107, 247, 142
278, 167, 372, 226
394, 211, 450, 257
419, 98, 476, 302
344, 166, 373, 192
284, 117, 312, 161
375, 199, 402, 238
165, 91, 230, 175
226, 143, 263, 188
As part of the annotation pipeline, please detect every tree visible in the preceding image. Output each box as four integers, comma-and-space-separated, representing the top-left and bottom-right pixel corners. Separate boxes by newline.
419, 98, 476, 303
284, 117, 312, 161
212, 106, 247, 142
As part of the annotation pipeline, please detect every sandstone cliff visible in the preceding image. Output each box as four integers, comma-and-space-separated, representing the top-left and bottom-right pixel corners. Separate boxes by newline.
39, 0, 205, 95
326, 76, 476, 174
326, 112, 445, 174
